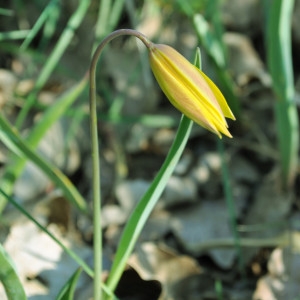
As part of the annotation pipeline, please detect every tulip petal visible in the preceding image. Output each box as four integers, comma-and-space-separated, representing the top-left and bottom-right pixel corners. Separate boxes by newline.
198, 69, 236, 120
148, 43, 235, 138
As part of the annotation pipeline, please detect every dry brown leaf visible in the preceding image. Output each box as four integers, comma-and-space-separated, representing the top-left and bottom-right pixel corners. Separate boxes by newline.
128, 242, 212, 300
253, 246, 300, 300
2, 217, 92, 299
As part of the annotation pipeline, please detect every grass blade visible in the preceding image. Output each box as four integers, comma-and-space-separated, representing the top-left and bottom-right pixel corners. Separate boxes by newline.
193, 13, 240, 116
0, 30, 31, 41
0, 114, 87, 212
56, 268, 82, 300
0, 243, 26, 300
0, 8, 14, 16
265, 0, 299, 188
20, 0, 60, 50
0, 188, 92, 277
16, 0, 91, 128
0, 189, 116, 298
217, 139, 244, 275
0, 76, 88, 213
106, 115, 193, 293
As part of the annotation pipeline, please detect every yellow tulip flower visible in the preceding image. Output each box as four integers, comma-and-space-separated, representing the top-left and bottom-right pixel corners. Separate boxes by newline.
148, 43, 235, 138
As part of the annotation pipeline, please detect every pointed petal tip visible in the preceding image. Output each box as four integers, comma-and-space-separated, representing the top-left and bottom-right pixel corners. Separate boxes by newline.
226, 131, 233, 138
220, 129, 233, 139
230, 114, 236, 121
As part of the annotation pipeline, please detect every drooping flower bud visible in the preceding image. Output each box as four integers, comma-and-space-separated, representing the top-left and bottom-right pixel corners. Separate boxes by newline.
148, 43, 235, 138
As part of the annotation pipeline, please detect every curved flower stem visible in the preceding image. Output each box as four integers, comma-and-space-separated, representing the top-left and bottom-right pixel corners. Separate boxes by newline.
89, 29, 152, 300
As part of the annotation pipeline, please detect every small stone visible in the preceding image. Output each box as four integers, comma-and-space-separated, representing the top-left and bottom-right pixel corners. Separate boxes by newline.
159, 176, 197, 209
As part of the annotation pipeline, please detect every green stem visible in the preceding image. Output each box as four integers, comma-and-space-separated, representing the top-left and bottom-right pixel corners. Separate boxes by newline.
89, 29, 152, 300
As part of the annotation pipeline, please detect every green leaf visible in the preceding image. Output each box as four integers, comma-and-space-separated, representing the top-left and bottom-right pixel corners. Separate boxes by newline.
0, 188, 113, 298
0, 114, 87, 213
0, 243, 26, 300
56, 268, 82, 300
16, 0, 91, 128
265, 0, 299, 187
106, 115, 193, 293
0, 188, 92, 277
266, 0, 294, 102
0, 77, 88, 214
0, 30, 31, 41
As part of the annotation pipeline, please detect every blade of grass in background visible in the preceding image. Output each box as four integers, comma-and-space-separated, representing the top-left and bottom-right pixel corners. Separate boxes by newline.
101, 114, 178, 128
94, 0, 125, 45
0, 76, 88, 214
0, 42, 74, 79
265, 0, 299, 188
0, 114, 87, 212
0, 188, 92, 277
218, 139, 244, 275
0, 188, 116, 298
0, 243, 26, 300
107, 0, 126, 35
0, 8, 14, 16
94, 0, 112, 43
40, 0, 61, 50
56, 268, 82, 300
0, 189, 116, 298
20, 0, 60, 51
215, 279, 223, 300
16, 0, 91, 129
0, 30, 31, 40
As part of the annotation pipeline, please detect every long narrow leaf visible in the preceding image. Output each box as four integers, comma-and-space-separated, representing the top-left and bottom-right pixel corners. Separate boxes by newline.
0, 115, 87, 212
20, 0, 60, 50
266, 0, 299, 187
218, 138, 244, 275
0, 189, 116, 299
0, 243, 26, 300
56, 268, 82, 300
106, 115, 193, 292
0, 76, 88, 213
16, 0, 91, 128
0, 188, 91, 276
0, 30, 30, 41
0, 8, 14, 16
